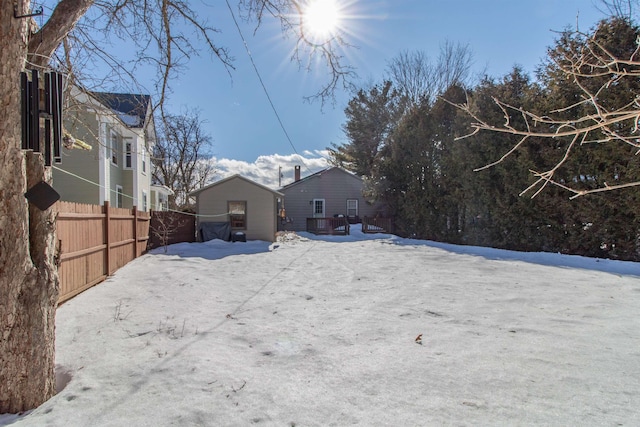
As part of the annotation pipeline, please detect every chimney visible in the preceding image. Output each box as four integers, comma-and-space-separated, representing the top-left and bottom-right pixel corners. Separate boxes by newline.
294, 165, 301, 182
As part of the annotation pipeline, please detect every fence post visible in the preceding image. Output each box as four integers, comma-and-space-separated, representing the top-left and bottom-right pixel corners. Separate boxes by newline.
133, 206, 138, 259
104, 201, 111, 275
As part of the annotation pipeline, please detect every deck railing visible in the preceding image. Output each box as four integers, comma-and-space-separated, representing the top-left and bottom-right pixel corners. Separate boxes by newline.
306, 217, 350, 235
362, 216, 393, 234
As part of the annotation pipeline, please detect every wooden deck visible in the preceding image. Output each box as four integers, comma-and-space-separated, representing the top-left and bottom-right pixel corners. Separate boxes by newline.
306, 217, 351, 235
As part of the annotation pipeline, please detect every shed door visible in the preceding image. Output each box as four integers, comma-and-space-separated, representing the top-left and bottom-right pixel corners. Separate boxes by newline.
313, 199, 325, 218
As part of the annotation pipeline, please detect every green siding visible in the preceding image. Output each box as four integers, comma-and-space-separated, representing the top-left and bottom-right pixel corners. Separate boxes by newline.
53, 110, 101, 204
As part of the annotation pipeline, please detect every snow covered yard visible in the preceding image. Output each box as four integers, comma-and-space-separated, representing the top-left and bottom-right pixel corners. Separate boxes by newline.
3, 228, 640, 426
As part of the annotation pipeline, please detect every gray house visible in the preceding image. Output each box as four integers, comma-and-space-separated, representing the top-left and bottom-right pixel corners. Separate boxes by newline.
278, 166, 382, 232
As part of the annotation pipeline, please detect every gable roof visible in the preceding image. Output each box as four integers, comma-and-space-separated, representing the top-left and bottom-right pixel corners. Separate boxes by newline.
90, 92, 151, 128
189, 174, 284, 197
279, 166, 362, 191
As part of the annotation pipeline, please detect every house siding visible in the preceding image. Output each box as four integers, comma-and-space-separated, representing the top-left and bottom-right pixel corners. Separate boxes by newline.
53, 110, 101, 205
195, 177, 280, 242
135, 134, 152, 211
53, 89, 155, 211
279, 167, 381, 232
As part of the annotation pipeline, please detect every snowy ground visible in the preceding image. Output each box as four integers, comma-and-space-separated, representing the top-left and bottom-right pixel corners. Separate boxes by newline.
3, 226, 640, 426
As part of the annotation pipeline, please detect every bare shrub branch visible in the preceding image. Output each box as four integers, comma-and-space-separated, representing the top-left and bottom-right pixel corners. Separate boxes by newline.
454, 21, 640, 198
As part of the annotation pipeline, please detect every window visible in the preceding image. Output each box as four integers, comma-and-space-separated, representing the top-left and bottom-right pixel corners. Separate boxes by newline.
229, 201, 247, 229
347, 199, 358, 217
141, 147, 146, 173
313, 199, 325, 217
142, 190, 148, 212
110, 131, 119, 166
115, 185, 124, 208
124, 141, 132, 169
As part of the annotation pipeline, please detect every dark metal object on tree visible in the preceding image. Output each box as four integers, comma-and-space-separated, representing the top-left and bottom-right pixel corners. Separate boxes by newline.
13, 4, 43, 19
24, 181, 60, 211
20, 69, 64, 166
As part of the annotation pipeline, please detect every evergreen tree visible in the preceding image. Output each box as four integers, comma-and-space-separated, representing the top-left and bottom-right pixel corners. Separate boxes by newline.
431, 84, 470, 243
375, 101, 443, 238
456, 68, 549, 251
536, 17, 640, 260
328, 81, 403, 177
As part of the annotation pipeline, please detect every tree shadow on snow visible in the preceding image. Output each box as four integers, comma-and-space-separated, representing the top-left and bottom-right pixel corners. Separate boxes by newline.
147, 239, 273, 261
394, 237, 640, 278
300, 226, 640, 278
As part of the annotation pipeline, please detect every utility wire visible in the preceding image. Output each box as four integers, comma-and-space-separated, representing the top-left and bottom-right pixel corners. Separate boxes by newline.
52, 165, 230, 218
224, 0, 313, 174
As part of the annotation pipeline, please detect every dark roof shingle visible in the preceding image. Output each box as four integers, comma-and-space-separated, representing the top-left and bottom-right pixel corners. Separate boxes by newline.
91, 92, 151, 128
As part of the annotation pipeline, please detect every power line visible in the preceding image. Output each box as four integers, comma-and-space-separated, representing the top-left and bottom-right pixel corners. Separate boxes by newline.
224, 0, 312, 174
52, 165, 230, 218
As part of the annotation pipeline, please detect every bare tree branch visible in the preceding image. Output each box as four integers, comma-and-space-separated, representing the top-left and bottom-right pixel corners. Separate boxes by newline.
453, 20, 640, 198
28, 0, 95, 68
240, 0, 356, 105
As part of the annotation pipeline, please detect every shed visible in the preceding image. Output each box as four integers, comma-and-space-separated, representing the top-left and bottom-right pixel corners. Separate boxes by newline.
190, 175, 283, 242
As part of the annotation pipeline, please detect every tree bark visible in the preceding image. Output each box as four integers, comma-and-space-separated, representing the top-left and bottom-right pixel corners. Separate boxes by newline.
27, 0, 94, 68
0, 0, 81, 413
0, 0, 55, 413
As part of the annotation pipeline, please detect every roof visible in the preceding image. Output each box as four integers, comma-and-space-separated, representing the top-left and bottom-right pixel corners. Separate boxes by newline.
279, 166, 361, 191
189, 174, 284, 197
150, 184, 174, 196
90, 92, 152, 128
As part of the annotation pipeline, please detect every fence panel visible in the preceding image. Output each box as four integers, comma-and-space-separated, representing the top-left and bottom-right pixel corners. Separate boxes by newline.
137, 210, 151, 256
56, 201, 107, 302
109, 207, 134, 272
148, 211, 196, 249
56, 201, 150, 304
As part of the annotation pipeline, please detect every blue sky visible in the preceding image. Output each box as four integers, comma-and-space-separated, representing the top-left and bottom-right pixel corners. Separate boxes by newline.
164, 1, 606, 177
56, 0, 609, 186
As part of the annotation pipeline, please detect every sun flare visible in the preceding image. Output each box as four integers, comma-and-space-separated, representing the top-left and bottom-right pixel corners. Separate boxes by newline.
303, 0, 341, 39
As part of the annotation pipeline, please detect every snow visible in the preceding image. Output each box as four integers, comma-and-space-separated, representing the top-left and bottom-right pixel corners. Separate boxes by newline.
3, 226, 640, 426
116, 111, 141, 127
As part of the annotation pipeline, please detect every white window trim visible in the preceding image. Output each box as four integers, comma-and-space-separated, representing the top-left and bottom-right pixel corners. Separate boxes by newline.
229, 200, 247, 230
99, 122, 108, 204
110, 130, 119, 167
141, 145, 147, 175
313, 198, 325, 218
142, 190, 148, 212
115, 185, 124, 208
123, 140, 133, 170
347, 199, 358, 217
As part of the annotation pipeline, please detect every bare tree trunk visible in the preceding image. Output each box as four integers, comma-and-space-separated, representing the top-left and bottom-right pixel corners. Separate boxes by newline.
0, 0, 59, 413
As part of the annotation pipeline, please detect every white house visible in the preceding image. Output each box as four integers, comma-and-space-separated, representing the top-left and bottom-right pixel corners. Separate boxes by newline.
150, 184, 173, 211
53, 88, 156, 211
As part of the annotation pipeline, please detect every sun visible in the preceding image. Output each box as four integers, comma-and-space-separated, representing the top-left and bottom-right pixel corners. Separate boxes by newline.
303, 0, 341, 40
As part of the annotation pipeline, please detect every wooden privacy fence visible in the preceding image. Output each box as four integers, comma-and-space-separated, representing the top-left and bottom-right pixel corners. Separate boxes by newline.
148, 211, 196, 249
362, 217, 393, 234
56, 201, 150, 303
